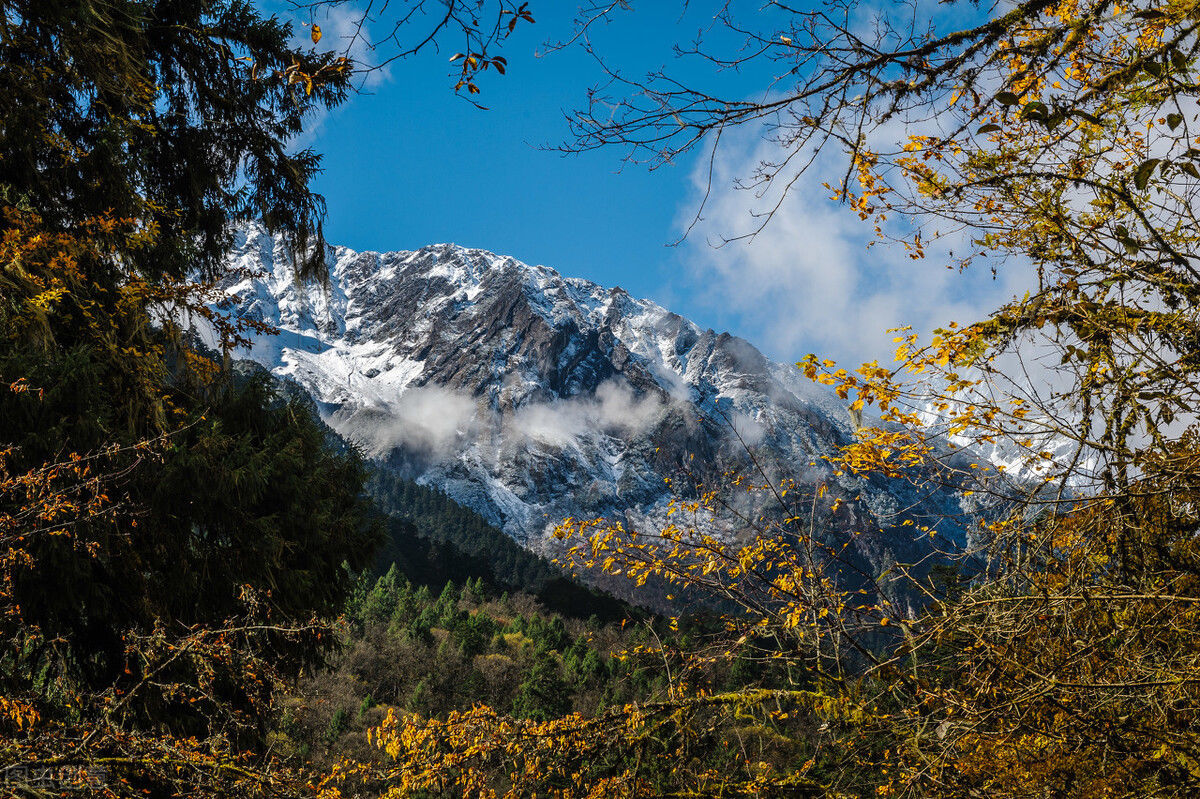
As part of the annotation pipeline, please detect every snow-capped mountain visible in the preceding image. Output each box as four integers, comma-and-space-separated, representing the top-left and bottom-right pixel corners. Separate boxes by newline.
204, 222, 972, 576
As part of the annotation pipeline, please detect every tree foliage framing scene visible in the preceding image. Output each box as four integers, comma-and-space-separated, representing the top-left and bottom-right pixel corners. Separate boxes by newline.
4, 0, 1200, 798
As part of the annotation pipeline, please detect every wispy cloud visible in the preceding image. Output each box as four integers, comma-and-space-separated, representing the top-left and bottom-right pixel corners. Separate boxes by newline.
508, 381, 667, 448
674, 117, 1034, 369
361, 379, 668, 458
373, 385, 480, 456
258, 1, 392, 149
313, 2, 393, 89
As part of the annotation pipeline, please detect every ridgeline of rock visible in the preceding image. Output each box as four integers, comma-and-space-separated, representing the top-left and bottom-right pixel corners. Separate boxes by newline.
205, 223, 972, 588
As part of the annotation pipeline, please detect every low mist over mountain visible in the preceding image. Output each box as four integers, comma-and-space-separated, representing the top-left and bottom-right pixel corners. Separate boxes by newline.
204, 223, 972, 575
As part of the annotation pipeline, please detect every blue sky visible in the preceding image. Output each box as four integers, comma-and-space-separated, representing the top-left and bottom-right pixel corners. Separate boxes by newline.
275, 2, 1029, 368
296, 4, 722, 321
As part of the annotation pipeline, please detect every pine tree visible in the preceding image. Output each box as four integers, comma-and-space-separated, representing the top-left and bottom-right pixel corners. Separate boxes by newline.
511, 649, 572, 722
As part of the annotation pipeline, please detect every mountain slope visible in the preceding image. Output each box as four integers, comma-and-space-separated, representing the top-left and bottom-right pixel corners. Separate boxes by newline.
204, 223, 971, 584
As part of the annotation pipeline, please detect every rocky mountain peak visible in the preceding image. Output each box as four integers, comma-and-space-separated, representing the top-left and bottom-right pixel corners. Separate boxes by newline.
207, 223, 971, 578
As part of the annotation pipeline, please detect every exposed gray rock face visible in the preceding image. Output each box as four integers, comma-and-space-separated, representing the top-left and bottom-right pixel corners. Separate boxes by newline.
206, 223, 969, 581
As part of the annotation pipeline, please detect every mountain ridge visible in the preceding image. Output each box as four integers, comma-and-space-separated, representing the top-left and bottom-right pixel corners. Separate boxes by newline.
200, 222, 970, 586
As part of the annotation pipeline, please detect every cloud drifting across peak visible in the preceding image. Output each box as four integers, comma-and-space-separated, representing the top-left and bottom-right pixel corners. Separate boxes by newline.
358, 380, 668, 459
372, 385, 480, 457
674, 120, 1034, 369
508, 381, 667, 448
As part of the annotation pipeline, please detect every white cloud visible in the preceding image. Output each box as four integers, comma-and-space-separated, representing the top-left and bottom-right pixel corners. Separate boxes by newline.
675, 115, 1035, 370
729, 410, 766, 447
312, 3, 392, 89
257, 1, 392, 149
509, 380, 666, 448
363, 379, 668, 459
374, 385, 479, 456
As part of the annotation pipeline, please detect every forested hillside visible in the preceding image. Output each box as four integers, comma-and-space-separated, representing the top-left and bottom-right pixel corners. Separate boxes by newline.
364, 469, 629, 622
